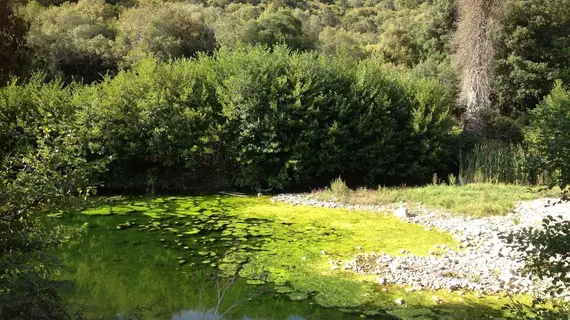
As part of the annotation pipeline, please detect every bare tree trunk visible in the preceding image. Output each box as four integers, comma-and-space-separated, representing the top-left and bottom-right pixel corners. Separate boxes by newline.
455, 0, 496, 134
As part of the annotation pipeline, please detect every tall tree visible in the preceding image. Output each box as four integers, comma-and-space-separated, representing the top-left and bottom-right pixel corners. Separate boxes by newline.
455, 0, 497, 133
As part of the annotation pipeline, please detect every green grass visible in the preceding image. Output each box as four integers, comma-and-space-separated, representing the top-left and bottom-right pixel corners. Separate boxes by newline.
52, 195, 537, 319
315, 183, 561, 217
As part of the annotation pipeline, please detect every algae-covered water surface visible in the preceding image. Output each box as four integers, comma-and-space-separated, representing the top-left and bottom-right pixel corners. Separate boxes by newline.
50, 195, 463, 319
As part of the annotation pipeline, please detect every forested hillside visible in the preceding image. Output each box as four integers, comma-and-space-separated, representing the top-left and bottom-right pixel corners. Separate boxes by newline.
3, 0, 570, 117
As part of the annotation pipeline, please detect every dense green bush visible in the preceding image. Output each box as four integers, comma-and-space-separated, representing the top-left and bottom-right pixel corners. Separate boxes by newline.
0, 47, 454, 192
216, 9, 313, 51
75, 56, 229, 192
0, 0, 28, 86
3, 47, 456, 192
527, 81, 570, 188
0, 77, 93, 319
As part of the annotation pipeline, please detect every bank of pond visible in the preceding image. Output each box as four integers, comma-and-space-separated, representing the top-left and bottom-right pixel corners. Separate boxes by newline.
49, 195, 519, 319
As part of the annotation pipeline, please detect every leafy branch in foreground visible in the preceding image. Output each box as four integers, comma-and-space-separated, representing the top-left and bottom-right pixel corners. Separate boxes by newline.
502, 191, 570, 319
0, 79, 94, 319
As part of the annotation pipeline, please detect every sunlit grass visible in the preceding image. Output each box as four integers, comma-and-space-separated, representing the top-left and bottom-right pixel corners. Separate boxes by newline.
313, 183, 561, 217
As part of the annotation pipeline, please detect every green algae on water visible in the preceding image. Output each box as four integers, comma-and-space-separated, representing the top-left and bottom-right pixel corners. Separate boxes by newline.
52, 195, 517, 319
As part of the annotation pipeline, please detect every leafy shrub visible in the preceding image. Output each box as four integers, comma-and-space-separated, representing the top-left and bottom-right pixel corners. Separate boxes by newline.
0, 77, 93, 319
527, 81, 570, 188
7, 46, 456, 192
216, 10, 313, 51
75, 56, 228, 193
503, 194, 570, 319
330, 176, 350, 200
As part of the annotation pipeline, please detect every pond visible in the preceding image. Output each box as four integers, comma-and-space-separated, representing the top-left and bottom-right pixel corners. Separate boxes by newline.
49, 195, 457, 319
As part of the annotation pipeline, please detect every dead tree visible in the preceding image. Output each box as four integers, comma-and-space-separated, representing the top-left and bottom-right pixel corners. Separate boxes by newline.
455, 0, 497, 134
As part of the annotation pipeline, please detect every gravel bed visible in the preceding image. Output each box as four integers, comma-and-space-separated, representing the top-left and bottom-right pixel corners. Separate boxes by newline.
272, 193, 570, 297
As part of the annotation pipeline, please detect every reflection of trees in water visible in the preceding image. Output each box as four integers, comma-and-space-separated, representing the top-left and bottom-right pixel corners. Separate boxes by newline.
173, 309, 306, 320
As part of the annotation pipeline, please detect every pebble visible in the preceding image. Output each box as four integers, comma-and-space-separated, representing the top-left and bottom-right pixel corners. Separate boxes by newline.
272, 194, 570, 298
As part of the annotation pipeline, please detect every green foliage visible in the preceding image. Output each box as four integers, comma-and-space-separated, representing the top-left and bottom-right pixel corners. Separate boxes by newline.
22, 0, 118, 82
75, 56, 228, 192
502, 194, 570, 319
214, 47, 454, 188
317, 26, 367, 59
0, 77, 94, 319
0, 0, 27, 86
216, 9, 313, 51
458, 140, 535, 185
527, 81, 570, 188
115, 1, 218, 66
8, 0, 462, 85
6, 47, 455, 192
494, 0, 570, 116
330, 176, 350, 199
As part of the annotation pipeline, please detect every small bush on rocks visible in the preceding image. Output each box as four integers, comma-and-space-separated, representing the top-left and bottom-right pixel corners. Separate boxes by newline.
330, 177, 350, 200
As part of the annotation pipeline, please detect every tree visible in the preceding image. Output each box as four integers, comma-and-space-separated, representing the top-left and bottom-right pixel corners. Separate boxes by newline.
216, 9, 314, 51
0, 78, 93, 319
115, 1, 218, 66
455, 0, 498, 133
0, 0, 27, 86
527, 81, 570, 188
23, 0, 118, 82
494, 0, 570, 117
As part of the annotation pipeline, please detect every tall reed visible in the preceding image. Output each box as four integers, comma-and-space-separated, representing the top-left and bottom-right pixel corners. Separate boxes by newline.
458, 140, 533, 185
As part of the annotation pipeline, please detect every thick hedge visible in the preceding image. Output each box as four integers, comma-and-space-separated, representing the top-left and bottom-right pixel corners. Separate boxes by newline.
3, 47, 456, 192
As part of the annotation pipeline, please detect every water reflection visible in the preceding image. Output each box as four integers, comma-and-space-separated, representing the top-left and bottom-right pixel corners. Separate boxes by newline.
172, 310, 308, 320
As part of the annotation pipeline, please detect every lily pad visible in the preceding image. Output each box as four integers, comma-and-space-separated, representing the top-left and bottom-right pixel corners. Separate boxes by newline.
288, 292, 309, 301
275, 286, 294, 294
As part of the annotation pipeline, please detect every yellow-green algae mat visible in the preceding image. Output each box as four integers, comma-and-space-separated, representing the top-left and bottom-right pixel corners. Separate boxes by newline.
75, 195, 525, 319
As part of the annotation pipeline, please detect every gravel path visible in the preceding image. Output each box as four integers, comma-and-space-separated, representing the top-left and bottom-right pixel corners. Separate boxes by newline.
272, 194, 570, 297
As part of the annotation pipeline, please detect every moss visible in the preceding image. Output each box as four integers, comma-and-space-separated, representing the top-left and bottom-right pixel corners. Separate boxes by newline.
81, 207, 113, 215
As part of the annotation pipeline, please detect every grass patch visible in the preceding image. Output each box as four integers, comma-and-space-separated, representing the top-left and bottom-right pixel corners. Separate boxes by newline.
312, 183, 561, 217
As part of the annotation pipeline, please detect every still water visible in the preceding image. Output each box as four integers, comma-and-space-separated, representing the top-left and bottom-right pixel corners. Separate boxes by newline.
51, 196, 387, 320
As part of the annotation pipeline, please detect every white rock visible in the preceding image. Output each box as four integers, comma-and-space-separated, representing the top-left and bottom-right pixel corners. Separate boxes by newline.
394, 298, 405, 305
394, 206, 409, 218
